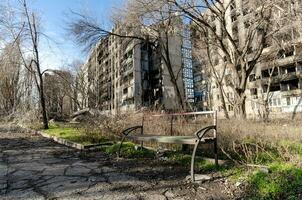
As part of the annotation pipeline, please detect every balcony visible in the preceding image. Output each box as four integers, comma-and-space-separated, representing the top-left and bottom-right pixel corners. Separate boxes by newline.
122, 57, 133, 65
281, 88, 302, 97
122, 93, 134, 100
121, 81, 133, 88
280, 72, 299, 82
122, 67, 134, 77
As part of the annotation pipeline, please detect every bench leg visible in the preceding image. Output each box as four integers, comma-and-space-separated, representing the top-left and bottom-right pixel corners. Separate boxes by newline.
191, 140, 200, 182
214, 139, 218, 167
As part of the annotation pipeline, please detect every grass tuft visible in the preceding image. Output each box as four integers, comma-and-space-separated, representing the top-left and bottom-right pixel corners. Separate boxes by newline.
105, 142, 156, 158
164, 151, 227, 172
244, 163, 302, 199
43, 124, 109, 145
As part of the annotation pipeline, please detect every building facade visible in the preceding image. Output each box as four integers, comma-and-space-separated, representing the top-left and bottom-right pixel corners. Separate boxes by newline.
81, 20, 195, 114
198, 0, 302, 118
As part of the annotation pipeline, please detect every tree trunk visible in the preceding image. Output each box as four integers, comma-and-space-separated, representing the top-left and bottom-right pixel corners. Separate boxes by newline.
218, 84, 230, 119
38, 73, 49, 129
171, 77, 185, 111
235, 93, 246, 119
163, 33, 186, 111
23, 0, 49, 129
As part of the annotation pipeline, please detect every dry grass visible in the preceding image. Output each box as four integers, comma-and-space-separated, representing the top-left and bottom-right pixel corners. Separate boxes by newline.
95, 111, 302, 166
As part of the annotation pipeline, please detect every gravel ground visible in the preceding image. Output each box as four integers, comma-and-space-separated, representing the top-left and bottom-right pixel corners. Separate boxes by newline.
0, 125, 240, 200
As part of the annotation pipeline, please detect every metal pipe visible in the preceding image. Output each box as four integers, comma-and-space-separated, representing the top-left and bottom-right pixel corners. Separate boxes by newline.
213, 110, 217, 138
213, 110, 218, 167
152, 111, 215, 117
191, 139, 200, 182
170, 115, 173, 136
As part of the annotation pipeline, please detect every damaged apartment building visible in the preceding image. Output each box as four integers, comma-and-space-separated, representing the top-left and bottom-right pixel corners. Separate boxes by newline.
200, 0, 302, 118
81, 20, 195, 114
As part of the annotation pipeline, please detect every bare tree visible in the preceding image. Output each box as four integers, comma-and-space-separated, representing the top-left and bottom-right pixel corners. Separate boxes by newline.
192, 27, 230, 118
0, 2, 34, 116
67, 0, 189, 110
169, 0, 273, 118
14, 0, 49, 129
74, 66, 89, 110
43, 70, 73, 119
0, 42, 22, 114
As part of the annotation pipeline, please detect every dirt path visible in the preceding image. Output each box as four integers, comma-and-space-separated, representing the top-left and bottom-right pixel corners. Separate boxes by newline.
0, 126, 238, 200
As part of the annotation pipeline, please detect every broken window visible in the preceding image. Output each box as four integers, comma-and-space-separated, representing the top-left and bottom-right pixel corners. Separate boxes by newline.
123, 88, 128, 95
297, 62, 302, 72
232, 25, 238, 35
273, 99, 277, 106
281, 79, 299, 91
247, 46, 253, 54
277, 47, 295, 58
288, 79, 299, 90
264, 37, 272, 48
280, 66, 287, 75
249, 74, 256, 82
226, 92, 233, 99
272, 68, 279, 76
287, 97, 291, 106
244, 21, 250, 29
262, 69, 270, 78
250, 88, 258, 95
263, 85, 268, 93
243, 8, 249, 16
285, 49, 294, 57
230, 1, 236, 10
231, 14, 237, 22
213, 58, 219, 66
292, 28, 300, 39
287, 66, 296, 73
270, 84, 281, 92
228, 105, 233, 111
261, 68, 278, 78
280, 64, 296, 74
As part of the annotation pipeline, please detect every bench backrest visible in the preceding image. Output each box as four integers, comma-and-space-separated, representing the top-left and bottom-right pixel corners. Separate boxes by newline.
142, 111, 217, 137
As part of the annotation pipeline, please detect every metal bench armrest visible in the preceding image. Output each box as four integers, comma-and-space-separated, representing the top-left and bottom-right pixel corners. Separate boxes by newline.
194, 125, 216, 140
118, 126, 143, 157
121, 126, 143, 136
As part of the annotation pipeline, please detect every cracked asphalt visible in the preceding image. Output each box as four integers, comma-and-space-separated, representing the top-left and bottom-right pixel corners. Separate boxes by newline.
0, 126, 235, 200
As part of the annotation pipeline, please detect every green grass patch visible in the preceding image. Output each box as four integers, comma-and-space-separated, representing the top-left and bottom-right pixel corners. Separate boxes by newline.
239, 163, 302, 200
279, 140, 302, 155
164, 151, 227, 172
216, 162, 302, 199
104, 142, 156, 158
43, 125, 109, 146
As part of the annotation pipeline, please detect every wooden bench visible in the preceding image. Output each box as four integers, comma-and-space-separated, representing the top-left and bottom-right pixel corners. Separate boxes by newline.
118, 111, 218, 182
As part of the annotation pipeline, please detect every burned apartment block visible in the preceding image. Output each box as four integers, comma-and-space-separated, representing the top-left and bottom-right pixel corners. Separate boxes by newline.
199, 0, 302, 118
81, 21, 195, 114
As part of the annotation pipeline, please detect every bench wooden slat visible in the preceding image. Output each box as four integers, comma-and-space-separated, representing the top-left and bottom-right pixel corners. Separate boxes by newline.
127, 135, 215, 145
